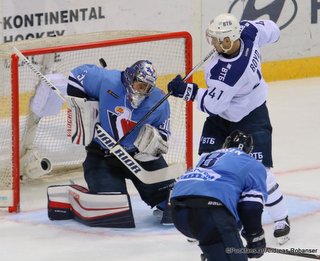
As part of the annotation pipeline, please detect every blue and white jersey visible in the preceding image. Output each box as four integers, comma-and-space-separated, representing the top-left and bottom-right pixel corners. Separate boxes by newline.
195, 20, 280, 122
68, 64, 170, 151
171, 148, 267, 222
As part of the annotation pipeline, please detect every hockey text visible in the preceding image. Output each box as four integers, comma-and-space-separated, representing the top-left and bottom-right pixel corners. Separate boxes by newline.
250, 50, 260, 72
112, 149, 142, 174
95, 125, 142, 174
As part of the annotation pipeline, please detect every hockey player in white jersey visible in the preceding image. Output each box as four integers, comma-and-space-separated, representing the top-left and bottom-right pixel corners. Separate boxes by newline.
171, 130, 267, 261
168, 13, 290, 244
47, 60, 174, 227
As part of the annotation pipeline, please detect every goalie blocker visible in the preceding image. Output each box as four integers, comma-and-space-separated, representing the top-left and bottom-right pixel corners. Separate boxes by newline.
47, 184, 135, 228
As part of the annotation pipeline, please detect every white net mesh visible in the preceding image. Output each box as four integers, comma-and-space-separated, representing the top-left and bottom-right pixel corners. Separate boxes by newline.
0, 31, 192, 209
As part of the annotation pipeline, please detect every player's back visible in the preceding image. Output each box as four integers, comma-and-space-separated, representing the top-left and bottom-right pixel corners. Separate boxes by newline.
171, 148, 267, 220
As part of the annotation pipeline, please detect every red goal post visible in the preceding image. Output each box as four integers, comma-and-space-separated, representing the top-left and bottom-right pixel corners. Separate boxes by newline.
0, 31, 193, 212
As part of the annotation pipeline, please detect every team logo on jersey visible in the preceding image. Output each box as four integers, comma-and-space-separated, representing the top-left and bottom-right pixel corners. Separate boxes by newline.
108, 106, 136, 140
181, 168, 222, 182
218, 63, 232, 82
250, 151, 263, 162
201, 137, 215, 145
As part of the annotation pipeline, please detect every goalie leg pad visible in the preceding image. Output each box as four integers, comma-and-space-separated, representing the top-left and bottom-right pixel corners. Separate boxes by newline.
66, 97, 99, 146
47, 184, 135, 228
48, 185, 75, 220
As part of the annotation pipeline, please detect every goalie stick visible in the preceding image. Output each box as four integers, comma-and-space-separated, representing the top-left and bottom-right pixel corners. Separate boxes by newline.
13, 47, 184, 183
113, 48, 216, 147
94, 123, 184, 184
19, 53, 56, 179
13, 47, 70, 105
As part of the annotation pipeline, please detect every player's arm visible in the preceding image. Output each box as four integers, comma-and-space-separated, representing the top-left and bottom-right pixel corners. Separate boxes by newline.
67, 64, 102, 99
238, 162, 267, 231
66, 64, 103, 145
251, 20, 280, 47
238, 162, 267, 258
194, 78, 237, 116
167, 73, 236, 116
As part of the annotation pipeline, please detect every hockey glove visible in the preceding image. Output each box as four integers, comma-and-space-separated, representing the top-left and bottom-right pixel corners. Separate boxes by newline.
134, 124, 168, 162
167, 75, 198, 101
241, 229, 266, 258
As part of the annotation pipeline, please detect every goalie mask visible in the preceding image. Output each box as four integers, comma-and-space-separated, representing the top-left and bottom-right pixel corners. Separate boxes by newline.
122, 60, 157, 108
222, 130, 254, 154
206, 13, 240, 53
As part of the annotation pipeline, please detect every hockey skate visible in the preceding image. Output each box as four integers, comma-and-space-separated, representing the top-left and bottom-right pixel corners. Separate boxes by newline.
273, 216, 290, 245
153, 204, 173, 225
161, 206, 173, 225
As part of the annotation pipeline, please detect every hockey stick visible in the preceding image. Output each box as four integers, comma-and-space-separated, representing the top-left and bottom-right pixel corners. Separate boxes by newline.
114, 48, 216, 147
266, 247, 320, 259
94, 123, 185, 184
13, 47, 72, 105
20, 53, 56, 179
13, 47, 184, 183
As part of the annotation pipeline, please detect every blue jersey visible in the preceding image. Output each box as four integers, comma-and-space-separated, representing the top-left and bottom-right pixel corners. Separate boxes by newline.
69, 64, 170, 150
171, 148, 267, 222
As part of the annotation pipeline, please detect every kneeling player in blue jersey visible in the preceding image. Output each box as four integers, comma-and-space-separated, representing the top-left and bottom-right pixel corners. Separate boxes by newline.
170, 130, 267, 261
47, 60, 174, 227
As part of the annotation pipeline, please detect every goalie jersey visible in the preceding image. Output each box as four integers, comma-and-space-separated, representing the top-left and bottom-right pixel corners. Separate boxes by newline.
171, 148, 268, 222
68, 64, 170, 151
195, 20, 280, 122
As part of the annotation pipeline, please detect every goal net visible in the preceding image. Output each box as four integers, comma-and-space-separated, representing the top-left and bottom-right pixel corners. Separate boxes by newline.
0, 31, 193, 212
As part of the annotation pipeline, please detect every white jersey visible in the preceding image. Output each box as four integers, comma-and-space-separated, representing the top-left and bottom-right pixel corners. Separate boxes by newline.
195, 20, 280, 122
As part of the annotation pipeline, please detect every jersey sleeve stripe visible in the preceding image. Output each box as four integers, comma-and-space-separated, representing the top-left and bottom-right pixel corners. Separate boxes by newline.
68, 74, 86, 93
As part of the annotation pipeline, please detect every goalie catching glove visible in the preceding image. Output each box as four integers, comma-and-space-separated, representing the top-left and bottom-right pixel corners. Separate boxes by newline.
134, 124, 168, 162
167, 75, 198, 101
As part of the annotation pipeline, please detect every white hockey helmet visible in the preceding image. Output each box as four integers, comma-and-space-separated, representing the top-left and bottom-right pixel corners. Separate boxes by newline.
206, 13, 240, 48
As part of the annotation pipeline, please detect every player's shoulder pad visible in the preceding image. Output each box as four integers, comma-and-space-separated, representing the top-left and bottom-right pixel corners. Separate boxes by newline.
240, 20, 259, 42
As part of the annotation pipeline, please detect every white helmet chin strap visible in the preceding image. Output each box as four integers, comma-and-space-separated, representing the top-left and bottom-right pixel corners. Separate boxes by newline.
219, 40, 234, 53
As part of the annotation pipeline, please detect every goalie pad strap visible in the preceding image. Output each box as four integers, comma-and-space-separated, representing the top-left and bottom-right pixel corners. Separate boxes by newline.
47, 184, 135, 228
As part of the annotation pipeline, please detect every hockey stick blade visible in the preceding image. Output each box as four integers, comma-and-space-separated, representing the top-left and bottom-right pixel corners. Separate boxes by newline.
114, 49, 216, 146
94, 124, 184, 184
266, 247, 320, 259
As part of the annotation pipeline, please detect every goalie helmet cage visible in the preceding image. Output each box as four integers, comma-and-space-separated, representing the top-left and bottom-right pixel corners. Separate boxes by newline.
0, 31, 193, 212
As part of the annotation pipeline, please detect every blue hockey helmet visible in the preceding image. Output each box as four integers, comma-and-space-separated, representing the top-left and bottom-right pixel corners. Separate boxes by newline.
222, 130, 254, 154
122, 60, 157, 108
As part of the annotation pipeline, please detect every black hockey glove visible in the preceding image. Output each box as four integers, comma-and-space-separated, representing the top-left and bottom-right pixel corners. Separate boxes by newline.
167, 75, 198, 101
241, 229, 266, 258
